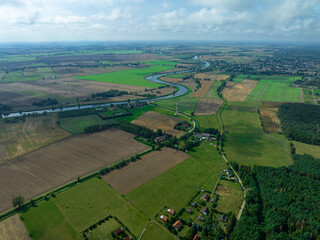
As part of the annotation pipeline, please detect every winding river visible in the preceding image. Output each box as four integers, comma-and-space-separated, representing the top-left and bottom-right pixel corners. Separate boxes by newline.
3, 60, 210, 118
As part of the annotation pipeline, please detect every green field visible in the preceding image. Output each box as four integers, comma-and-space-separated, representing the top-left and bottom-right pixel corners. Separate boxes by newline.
86, 218, 121, 240
156, 96, 199, 115
222, 109, 292, 167
141, 223, 174, 240
53, 178, 148, 235
293, 141, 320, 159
245, 83, 268, 101
126, 142, 227, 217
205, 81, 222, 99
21, 200, 80, 240
76, 64, 175, 88
261, 85, 301, 102
302, 89, 316, 104
193, 115, 220, 131
59, 105, 156, 134
244, 76, 301, 102
215, 180, 243, 215
144, 60, 177, 66
59, 115, 115, 134
2, 70, 23, 82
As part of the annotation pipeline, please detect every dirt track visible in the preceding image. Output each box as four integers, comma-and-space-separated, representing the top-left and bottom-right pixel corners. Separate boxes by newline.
0, 128, 149, 213
103, 148, 190, 194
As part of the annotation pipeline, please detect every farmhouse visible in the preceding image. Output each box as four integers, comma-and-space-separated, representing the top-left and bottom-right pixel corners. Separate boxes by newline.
155, 135, 167, 143
167, 208, 175, 215
114, 228, 123, 235
195, 132, 211, 139
172, 220, 183, 231
192, 202, 197, 208
186, 208, 193, 214
201, 194, 210, 202
211, 198, 216, 203
123, 236, 132, 240
160, 215, 168, 222
201, 207, 209, 216
197, 216, 205, 222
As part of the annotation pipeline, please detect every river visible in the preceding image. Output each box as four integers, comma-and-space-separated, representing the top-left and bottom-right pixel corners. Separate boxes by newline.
3, 59, 210, 118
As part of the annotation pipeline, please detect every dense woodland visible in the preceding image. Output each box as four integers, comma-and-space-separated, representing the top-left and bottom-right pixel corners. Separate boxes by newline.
231, 154, 320, 240
278, 103, 320, 145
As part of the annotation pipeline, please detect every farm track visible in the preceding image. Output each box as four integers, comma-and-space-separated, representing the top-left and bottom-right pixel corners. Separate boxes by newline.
300, 88, 304, 103
258, 83, 270, 102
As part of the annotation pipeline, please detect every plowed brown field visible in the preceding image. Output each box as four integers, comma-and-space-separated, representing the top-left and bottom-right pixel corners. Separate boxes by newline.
103, 148, 190, 194
0, 128, 149, 213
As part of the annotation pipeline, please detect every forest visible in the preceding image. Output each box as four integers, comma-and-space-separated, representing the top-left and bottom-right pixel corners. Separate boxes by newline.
231, 154, 320, 240
278, 103, 320, 145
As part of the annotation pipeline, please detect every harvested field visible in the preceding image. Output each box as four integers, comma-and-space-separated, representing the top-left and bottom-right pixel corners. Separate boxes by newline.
0, 214, 30, 240
103, 148, 190, 194
223, 80, 257, 101
191, 80, 214, 97
131, 111, 185, 137
260, 109, 281, 133
160, 77, 182, 84
0, 115, 70, 160
194, 72, 229, 81
0, 90, 42, 109
194, 98, 223, 115
0, 128, 149, 213
180, 78, 197, 91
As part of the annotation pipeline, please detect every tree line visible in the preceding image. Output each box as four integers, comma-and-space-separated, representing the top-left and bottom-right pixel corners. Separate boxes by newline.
278, 103, 320, 145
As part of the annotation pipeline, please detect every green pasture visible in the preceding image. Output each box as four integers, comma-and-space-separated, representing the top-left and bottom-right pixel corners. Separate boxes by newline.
222, 109, 292, 167
156, 96, 199, 115
215, 180, 243, 215
165, 74, 185, 79
126, 142, 227, 217
53, 178, 148, 235
205, 81, 222, 99
21, 200, 80, 240
303, 89, 316, 104
293, 140, 320, 159
86, 218, 121, 240
76, 65, 175, 88
141, 223, 174, 240
261, 85, 301, 102
245, 83, 268, 101
193, 115, 220, 131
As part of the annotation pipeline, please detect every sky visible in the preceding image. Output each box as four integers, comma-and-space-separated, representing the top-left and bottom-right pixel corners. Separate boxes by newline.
0, 0, 319, 43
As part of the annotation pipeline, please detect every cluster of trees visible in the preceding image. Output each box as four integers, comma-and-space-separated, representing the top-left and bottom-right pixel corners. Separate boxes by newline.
58, 108, 98, 118
91, 89, 128, 99
0, 103, 11, 115
32, 98, 58, 107
278, 103, 320, 145
232, 154, 320, 239
84, 123, 116, 133
118, 121, 158, 139
217, 81, 226, 98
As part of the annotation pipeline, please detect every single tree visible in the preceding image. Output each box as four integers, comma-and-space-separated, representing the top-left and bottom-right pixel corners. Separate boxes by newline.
12, 196, 25, 208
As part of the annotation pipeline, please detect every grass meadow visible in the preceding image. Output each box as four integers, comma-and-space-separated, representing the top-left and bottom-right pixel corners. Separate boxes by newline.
205, 81, 223, 99
293, 140, 320, 159
126, 142, 227, 217
141, 223, 174, 240
21, 200, 80, 240
156, 96, 199, 115
53, 178, 148, 235
222, 109, 292, 167
76, 63, 175, 88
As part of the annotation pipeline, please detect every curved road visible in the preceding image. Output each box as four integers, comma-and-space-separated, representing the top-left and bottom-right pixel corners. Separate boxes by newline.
3, 60, 209, 118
